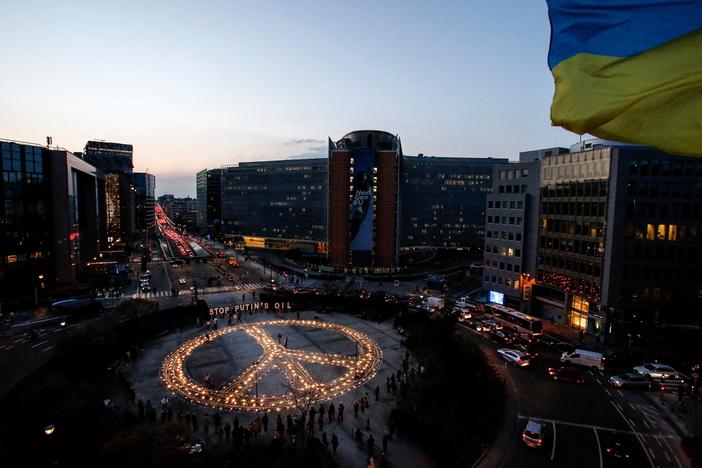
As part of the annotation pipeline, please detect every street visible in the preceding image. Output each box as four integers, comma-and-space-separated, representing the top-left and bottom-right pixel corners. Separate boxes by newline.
458, 321, 690, 468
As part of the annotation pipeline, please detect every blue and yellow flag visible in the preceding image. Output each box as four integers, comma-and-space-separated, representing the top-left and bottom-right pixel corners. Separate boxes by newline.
547, 1, 702, 156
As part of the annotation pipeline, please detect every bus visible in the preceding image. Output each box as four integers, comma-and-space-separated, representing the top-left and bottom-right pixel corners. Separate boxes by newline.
488, 303, 543, 334
50, 298, 103, 320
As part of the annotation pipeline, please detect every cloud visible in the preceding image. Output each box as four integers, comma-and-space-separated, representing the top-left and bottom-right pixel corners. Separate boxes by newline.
284, 138, 325, 146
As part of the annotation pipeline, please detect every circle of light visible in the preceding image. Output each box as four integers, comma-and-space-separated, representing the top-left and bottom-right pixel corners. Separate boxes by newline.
161, 319, 383, 412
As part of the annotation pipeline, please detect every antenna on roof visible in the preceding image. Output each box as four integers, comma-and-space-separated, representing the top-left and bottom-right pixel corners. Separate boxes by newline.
46, 136, 52, 148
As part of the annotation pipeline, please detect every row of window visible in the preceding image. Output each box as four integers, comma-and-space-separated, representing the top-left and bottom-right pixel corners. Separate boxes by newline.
485, 258, 522, 273
486, 230, 523, 241
540, 236, 604, 257
487, 215, 523, 225
540, 219, 605, 238
625, 202, 702, 220
484, 275, 521, 289
541, 201, 606, 218
629, 159, 702, 177
621, 265, 702, 284
626, 181, 702, 199
623, 243, 702, 263
538, 257, 602, 277
487, 200, 524, 209
623, 224, 702, 241
497, 184, 528, 194
498, 168, 529, 179
485, 244, 521, 257
541, 180, 608, 198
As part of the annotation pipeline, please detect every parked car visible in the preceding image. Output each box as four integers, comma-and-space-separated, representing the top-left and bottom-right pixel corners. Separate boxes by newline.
633, 363, 678, 380
497, 348, 530, 367
548, 366, 585, 383
179, 278, 187, 285
521, 420, 544, 448
608, 373, 651, 390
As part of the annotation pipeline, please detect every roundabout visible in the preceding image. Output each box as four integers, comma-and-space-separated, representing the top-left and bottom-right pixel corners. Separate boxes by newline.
161, 319, 383, 411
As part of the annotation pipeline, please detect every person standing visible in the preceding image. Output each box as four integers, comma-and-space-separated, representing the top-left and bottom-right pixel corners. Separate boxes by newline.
328, 403, 335, 423
224, 422, 232, 441
367, 434, 375, 456
382, 431, 390, 453
318, 410, 324, 431
337, 402, 345, 422
203, 414, 210, 437
321, 431, 329, 449
354, 401, 360, 418
375, 385, 380, 401
355, 428, 363, 448
331, 432, 339, 454
284, 336, 289, 348
360, 398, 366, 415
262, 412, 269, 432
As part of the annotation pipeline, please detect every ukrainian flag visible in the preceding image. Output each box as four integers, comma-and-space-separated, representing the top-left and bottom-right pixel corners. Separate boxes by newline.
547, 1, 702, 156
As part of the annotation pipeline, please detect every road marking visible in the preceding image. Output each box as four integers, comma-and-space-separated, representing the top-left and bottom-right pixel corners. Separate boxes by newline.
649, 449, 656, 460
593, 428, 603, 468
595, 378, 603, 386
31, 340, 48, 349
610, 401, 655, 468
672, 452, 683, 468
551, 421, 557, 461
664, 451, 672, 463
617, 389, 624, 397
614, 402, 624, 412
14, 337, 25, 343
643, 420, 651, 429
42, 345, 54, 352
2, 344, 14, 351
0, 344, 11, 351
628, 417, 637, 428
516, 415, 675, 439
588, 370, 594, 376
604, 389, 612, 396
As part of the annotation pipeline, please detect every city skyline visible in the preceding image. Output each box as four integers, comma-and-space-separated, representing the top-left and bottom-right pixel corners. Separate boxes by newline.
1, 0, 578, 197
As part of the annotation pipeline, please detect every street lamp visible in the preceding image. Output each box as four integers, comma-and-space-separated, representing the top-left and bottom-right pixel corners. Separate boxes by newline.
43, 425, 55, 436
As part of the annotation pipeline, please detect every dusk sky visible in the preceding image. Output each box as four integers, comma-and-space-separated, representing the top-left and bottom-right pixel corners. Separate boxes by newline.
1, 0, 577, 197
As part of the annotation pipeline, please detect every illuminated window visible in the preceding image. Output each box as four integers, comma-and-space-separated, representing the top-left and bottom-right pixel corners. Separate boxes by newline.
569, 311, 588, 330
571, 295, 589, 313
646, 224, 655, 240
657, 224, 666, 240
668, 224, 677, 241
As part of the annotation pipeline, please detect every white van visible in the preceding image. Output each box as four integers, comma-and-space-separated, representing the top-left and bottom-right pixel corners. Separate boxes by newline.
560, 349, 604, 371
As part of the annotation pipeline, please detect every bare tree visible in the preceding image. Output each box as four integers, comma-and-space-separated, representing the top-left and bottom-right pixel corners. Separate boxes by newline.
282, 381, 324, 447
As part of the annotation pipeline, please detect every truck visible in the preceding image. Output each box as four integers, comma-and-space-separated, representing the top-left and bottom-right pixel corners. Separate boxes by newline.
560, 349, 605, 371
422, 296, 445, 312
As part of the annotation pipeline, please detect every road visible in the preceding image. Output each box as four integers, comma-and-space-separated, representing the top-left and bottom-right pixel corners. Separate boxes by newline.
458, 320, 690, 468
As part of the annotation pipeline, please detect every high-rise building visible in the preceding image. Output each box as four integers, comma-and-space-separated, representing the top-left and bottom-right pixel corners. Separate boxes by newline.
401, 155, 506, 249
196, 168, 222, 234
158, 195, 197, 227
328, 130, 401, 269
482, 148, 566, 311
81, 140, 135, 244
532, 139, 702, 340
221, 159, 328, 243
1, 139, 99, 308
133, 172, 156, 232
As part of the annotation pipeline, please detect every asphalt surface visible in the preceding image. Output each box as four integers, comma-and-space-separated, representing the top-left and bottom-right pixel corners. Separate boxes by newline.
458, 319, 690, 468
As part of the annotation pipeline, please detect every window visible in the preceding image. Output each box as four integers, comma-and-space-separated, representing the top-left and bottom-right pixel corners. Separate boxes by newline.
521, 185, 527, 193
509, 201, 515, 209
516, 233, 522, 241
517, 201, 523, 209
487, 216, 493, 223
488, 201, 493, 208
522, 169, 529, 177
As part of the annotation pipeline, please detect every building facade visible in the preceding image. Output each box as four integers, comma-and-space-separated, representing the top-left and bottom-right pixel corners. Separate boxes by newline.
1, 139, 100, 308
328, 130, 401, 269
401, 155, 506, 249
221, 159, 327, 242
481, 149, 563, 310
81, 140, 135, 244
196, 168, 222, 234
158, 195, 197, 227
532, 140, 702, 339
133, 172, 156, 233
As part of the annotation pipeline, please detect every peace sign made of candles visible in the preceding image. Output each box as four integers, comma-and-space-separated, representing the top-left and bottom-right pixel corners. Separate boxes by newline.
161, 319, 383, 411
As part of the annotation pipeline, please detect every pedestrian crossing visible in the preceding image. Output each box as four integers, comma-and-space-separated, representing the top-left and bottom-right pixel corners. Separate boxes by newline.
130, 282, 267, 299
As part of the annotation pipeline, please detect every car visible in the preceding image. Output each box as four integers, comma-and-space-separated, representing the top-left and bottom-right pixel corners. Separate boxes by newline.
633, 363, 678, 380
603, 437, 632, 461
455, 308, 472, 322
548, 366, 585, 383
521, 420, 544, 448
178, 278, 187, 285
492, 330, 514, 345
514, 344, 539, 359
554, 341, 576, 353
497, 348, 530, 366
515, 333, 538, 345
143, 270, 152, 278
141, 285, 152, 293
217, 251, 227, 258
608, 373, 651, 389
480, 319, 503, 332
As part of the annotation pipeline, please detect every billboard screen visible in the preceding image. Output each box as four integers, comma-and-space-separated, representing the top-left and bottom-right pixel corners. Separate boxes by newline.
349, 149, 375, 252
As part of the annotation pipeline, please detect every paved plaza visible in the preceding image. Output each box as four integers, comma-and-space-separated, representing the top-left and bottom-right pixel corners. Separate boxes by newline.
130, 309, 435, 468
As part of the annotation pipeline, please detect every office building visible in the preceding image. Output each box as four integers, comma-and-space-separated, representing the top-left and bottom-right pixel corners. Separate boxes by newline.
158, 195, 197, 227
482, 149, 565, 310
328, 130, 401, 269
196, 168, 222, 234
221, 158, 327, 244
532, 140, 702, 339
134, 172, 156, 232
81, 140, 135, 243
1, 139, 99, 307
401, 154, 506, 249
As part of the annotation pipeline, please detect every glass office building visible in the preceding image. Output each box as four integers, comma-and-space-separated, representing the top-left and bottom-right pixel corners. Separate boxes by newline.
221, 158, 328, 242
